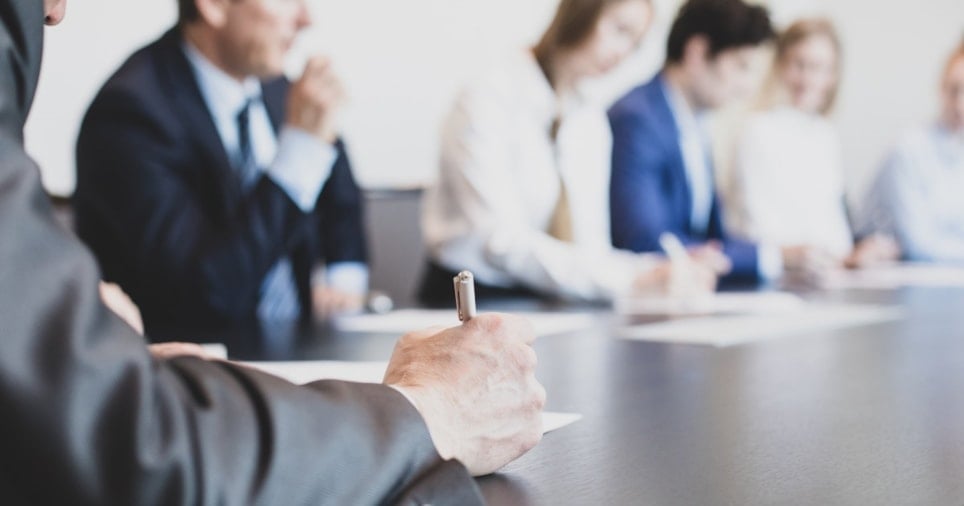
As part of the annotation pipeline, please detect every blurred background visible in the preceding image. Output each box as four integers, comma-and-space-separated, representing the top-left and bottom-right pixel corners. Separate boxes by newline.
26, 0, 963, 210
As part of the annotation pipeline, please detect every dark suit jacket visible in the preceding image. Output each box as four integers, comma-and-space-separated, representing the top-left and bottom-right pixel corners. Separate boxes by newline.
75, 28, 368, 334
609, 74, 762, 282
0, 2, 480, 503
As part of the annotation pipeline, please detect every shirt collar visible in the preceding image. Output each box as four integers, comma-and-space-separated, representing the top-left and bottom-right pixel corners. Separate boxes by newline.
182, 39, 262, 122
660, 73, 707, 138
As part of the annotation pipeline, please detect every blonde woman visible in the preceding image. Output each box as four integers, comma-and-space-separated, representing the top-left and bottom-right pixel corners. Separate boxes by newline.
726, 18, 894, 271
420, 0, 722, 304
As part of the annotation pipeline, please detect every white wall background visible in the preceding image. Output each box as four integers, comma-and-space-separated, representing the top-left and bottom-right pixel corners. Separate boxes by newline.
24, 0, 964, 199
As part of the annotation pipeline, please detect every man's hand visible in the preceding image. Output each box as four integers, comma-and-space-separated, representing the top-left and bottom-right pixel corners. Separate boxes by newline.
383, 314, 545, 476
312, 285, 365, 319
286, 56, 345, 144
844, 234, 901, 269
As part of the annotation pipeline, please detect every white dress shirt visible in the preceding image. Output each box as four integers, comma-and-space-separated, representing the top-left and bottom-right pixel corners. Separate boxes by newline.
422, 51, 659, 301
726, 107, 854, 258
861, 123, 964, 262
183, 42, 368, 295
664, 80, 715, 234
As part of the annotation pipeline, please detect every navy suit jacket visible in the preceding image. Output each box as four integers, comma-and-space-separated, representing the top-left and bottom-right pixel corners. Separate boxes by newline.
75, 28, 368, 334
609, 74, 761, 282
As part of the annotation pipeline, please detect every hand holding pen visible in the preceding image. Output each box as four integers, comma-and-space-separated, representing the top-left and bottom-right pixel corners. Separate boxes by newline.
383, 269, 545, 475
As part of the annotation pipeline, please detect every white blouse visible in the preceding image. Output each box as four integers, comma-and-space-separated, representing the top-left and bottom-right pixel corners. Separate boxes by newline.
725, 107, 854, 257
421, 51, 657, 301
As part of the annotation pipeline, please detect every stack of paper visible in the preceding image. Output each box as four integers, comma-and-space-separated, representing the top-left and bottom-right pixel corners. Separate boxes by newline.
614, 291, 806, 316
333, 309, 596, 337
240, 359, 582, 434
617, 304, 902, 347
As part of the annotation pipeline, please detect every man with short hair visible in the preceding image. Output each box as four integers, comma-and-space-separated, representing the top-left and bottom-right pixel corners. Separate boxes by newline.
0, 0, 544, 502
608, 0, 796, 282
75, 0, 370, 334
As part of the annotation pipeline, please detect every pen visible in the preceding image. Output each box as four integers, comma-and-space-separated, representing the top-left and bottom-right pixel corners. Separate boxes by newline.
453, 270, 477, 322
658, 232, 690, 265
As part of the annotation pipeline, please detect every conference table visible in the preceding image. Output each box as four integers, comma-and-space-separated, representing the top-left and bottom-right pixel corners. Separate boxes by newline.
184, 283, 964, 505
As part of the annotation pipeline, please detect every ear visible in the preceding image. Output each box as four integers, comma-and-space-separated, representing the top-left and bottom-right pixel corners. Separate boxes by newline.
193, 0, 232, 29
682, 35, 710, 68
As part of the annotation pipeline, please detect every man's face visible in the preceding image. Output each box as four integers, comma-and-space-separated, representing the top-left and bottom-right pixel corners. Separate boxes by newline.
216, 0, 311, 79
44, 0, 67, 25
692, 46, 761, 109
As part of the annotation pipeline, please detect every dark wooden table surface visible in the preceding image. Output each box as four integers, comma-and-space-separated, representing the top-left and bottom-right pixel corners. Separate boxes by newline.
211, 286, 964, 505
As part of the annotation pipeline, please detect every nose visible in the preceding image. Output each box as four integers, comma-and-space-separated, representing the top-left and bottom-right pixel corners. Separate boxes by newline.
44, 0, 67, 26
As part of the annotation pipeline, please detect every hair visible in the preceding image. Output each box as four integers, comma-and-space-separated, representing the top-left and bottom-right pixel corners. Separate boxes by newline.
665, 0, 774, 65
533, 0, 650, 83
178, 0, 200, 25
770, 17, 842, 115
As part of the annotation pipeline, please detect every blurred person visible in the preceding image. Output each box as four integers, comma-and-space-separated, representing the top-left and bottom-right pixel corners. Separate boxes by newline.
74, 0, 370, 336
421, 0, 723, 305
2, 0, 545, 503
858, 39, 964, 263
725, 18, 898, 273
609, 0, 817, 285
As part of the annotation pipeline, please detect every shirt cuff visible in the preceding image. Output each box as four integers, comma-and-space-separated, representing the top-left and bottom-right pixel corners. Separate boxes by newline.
312, 262, 370, 295
757, 242, 784, 281
265, 127, 337, 212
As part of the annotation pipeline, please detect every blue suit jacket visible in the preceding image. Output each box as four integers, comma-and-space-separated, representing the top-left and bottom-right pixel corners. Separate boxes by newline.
75, 28, 369, 334
609, 74, 761, 282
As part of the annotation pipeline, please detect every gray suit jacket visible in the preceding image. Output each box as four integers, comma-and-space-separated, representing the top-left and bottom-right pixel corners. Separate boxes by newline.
0, 1, 482, 503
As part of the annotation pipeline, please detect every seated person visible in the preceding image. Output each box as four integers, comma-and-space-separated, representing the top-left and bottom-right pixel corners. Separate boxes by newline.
858, 39, 964, 263
609, 0, 810, 284
3, 1, 544, 503
725, 18, 897, 272
74, 0, 369, 335
420, 0, 722, 305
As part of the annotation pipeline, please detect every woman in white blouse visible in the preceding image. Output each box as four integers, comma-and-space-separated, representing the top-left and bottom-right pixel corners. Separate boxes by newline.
420, 0, 722, 304
725, 18, 894, 271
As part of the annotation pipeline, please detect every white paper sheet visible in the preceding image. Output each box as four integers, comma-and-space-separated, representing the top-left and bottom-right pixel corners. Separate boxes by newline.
820, 264, 964, 290
614, 292, 806, 316
333, 309, 596, 337
240, 360, 581, 434
617, 304, 902, 347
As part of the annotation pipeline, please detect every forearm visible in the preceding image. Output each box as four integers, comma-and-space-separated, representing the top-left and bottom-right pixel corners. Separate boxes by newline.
1, 145, 479, 504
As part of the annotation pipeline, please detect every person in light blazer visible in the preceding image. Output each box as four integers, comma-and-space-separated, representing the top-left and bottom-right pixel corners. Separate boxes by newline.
724, 18, 898, 272
859, 39, 964, 263
421, 0, 724, 305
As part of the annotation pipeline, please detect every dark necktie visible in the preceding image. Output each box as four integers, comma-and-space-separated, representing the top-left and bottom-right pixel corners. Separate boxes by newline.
236, 98, 300, 321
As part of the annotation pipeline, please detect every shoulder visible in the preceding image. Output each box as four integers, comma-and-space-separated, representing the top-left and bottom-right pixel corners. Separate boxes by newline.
454, 52, 540, 112
608, 78, 665, 133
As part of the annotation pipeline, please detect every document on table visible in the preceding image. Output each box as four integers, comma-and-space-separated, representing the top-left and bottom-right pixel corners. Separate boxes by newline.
241, 360, 582, 434
333, 309, 596, 337
616, 304, 902, 347
614, 291, 806, 316
820, 264, 964, 290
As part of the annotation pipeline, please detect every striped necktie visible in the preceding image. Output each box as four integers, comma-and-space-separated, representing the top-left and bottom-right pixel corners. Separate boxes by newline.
236, 98, 301, 321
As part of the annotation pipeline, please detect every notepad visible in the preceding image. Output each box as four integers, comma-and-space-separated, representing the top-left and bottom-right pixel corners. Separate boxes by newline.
241, 359, 582, 434
821, 264, 964, 290
617, 304, 902, 347
614, 291, 806, 316
333, 309, 596, 337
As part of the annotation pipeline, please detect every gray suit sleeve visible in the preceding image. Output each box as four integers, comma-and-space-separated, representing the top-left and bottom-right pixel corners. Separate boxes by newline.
0, 139, 482, 505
